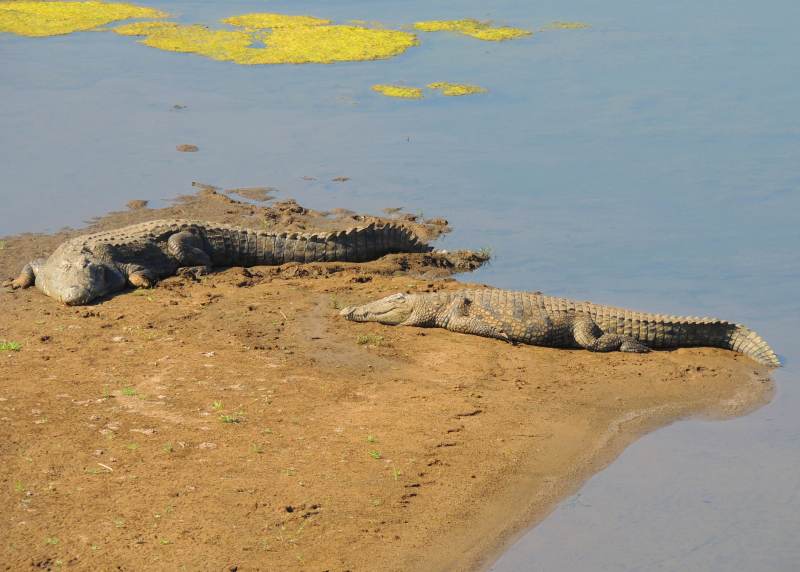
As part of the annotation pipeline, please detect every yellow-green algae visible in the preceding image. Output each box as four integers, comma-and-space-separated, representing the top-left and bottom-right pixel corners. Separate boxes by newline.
372, 85, 423, 99
413, 19, 531, 41
542, 21, 590, 30
221, 13, 331, 30
427, 82, 487, 96
114, 19, 418, 65
0, 1, 166, 37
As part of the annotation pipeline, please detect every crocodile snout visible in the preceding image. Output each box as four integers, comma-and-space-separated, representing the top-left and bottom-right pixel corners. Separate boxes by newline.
339, 306, 357, 320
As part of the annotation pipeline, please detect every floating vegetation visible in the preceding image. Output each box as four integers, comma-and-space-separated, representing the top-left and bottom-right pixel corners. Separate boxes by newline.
372, 82, 487, 99
542, 21, 590, 30
427, 82, 487, 96
372, 84, 424, 99
0, 1, 166, 37
413, 19, 531, 42
114, 17, 419, 65
222, 13, 331, 30
114, 22, 251, 59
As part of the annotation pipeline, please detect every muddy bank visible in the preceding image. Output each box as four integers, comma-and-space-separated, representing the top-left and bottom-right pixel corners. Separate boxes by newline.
0, 192, 773, 571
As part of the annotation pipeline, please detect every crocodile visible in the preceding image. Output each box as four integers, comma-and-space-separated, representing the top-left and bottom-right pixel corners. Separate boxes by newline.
340, 289, 780, 367
5, 219, 429, 305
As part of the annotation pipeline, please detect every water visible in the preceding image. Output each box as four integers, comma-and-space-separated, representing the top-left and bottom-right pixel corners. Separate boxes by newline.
1, 1, 798, 569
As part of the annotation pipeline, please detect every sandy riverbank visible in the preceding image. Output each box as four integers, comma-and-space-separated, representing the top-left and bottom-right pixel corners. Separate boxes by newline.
0, 189, 773, 571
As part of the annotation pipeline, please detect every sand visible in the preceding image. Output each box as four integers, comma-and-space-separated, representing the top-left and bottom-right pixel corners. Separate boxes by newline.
0, 190, 773, 571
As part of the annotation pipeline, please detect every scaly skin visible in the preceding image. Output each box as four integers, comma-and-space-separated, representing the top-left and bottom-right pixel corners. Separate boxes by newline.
340, 289, 780, 367
5, 219, 429, 305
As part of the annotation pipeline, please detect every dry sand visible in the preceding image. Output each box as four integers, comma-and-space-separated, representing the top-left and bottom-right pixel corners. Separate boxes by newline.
0, 189, 773, 571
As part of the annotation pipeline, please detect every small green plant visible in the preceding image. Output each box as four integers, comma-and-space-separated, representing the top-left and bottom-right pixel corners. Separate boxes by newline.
121, 387, 137, 397
114, 518, 125, 528
251, 443, 264, 454
126, 443, 139, 451
102, 385, 112, 399
212, 401, 223, 410
329, 296, 342, 310
392, 467, 402, 481
368, 450, 382, 460
45, 537, 59, 545
0, 341, 21, 352
366, 435, 377, 443
91, 545, 100, 551
162, 442, 174, 453
0, 240, 6, 250
14, 481, 24, 493
357, 334, 385, 346
159, 538, 171, 545
220, 413, 243, 424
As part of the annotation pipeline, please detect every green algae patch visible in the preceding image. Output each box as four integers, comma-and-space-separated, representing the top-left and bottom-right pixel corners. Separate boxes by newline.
427, 82, 487, 96
222, 13, 331, 30
542, 21, 590, 30
114, 22, 252, 60
114, 20, 418, 64
372, 84, 423, 99
0, 1, 166, 37
413, 19, 531, 42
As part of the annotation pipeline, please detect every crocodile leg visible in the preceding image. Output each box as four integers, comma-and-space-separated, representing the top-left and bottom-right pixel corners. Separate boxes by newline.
167, 231, 212, 268
441, 295, 517, 342
4, 258, 46, 289
123, 265, 158, 288
572, 316, 650, 353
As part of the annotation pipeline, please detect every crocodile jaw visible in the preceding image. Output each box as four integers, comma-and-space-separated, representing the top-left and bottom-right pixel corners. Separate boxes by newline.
340, 293, 415, 325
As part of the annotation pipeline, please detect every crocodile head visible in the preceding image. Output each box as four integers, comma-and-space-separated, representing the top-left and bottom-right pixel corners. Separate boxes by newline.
36, 247, 126, 305
339, 293, 418, 325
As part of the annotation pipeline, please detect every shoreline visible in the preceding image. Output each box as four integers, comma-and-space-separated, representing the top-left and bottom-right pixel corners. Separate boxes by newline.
400, 359, 772, 572
479, 369, 772, 572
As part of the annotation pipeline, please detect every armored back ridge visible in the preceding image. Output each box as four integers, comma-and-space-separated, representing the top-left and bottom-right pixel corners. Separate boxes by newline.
7, 219, 430, 305
340, 288, 780, 367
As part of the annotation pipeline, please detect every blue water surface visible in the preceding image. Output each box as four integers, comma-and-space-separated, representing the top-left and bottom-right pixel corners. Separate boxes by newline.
1, 1, 798, 570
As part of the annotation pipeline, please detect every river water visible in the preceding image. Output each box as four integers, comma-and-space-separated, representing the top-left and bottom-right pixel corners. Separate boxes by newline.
1, 1, 798, 570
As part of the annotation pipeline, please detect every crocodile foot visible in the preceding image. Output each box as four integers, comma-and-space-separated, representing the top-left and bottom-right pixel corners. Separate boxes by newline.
620, 338, 651, 353
176, 266, 211, 281
3, 274, 33, 290
128, 272, 156, 289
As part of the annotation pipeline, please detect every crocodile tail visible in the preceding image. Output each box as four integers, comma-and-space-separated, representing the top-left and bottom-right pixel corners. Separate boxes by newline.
317, 223, 430, 263
728, 325, 780, 367
273, 223, 429, 264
